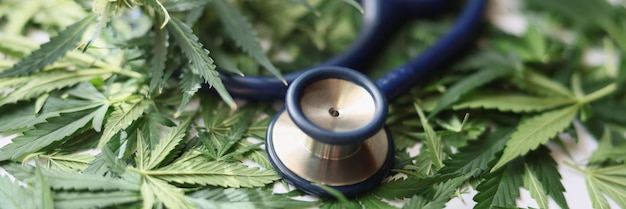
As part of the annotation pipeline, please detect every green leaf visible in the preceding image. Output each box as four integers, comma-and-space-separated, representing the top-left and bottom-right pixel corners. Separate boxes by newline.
0, 108, 99, 161
525, 146, 569, 209
140, 178, 156, 209
54, 191, 141, 209
149, 26, 168, 94
0, 97, 102, 132
492, 104, 580, 171
43, 153, 95, 171
403, 196, 428, 209
145, 114, 194, 170
148, 158, 279, 188
453, 94, 577, 113
213, 0, 286, 84
423, 173, 474, 209
13, 164, 140, 191
99, 98, 150, 148
0, 174, 34, 209
162, 0, 211, 12
0, 69, 111, 107
144, 176, 196, 209
474, 162, 523, 209
523, 164, 548, 209
166, 16, 236, 109
190, 188, 316, 209
583, 165, 626, 208
359, 196, 397, 209
373, 174, 458, 199
414, 103, 445, 169
430, 67, 512, 116
34, 164, 54, 209
0, 14, 95, 78
588, 128, 626, 164
176, 70, 203, 116
586, 176, 611, 209
512, 70, 574, 98
439, 127, 513, 175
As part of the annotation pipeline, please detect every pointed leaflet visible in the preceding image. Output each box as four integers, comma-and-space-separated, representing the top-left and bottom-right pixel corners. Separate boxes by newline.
584, 165, 626, 208
452, 94, 577, 113
149, 26, 168, 94
0, 108, 100, 161
492, 104, 580, 171
523, 164, 549, 209
145, 114, 194, 170
0, 69, 112, 106
213, 0, 286, 84
0, 98, 102, 132
11, 164, 140, 191
147, 159, 279, 188
166, 16, 236, 109
0, 14, 95, 78
525, 146, 569, 209
54, 191, 141, 209
0, 174, 34, 209
473, 162, 523, 209
99, 98, 150, 148
190, 188, 316, 209
586, 177, 611, 209
44, 153, 95, 171
403, 196, 428, 209
511, 70, 575, 98
359, 196, 397, 209
422, 173, 475, 209
373, 174, 458, 199
429, 67, 512, 117
439, 127, 513, 175
34, 165, 54, 209
414, 103, 445, 169
140, 179, 156, 209
144, 176, 197, 209
177, 70, 203, 116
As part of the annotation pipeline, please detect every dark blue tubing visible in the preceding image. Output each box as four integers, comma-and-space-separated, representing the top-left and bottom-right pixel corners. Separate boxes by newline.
219, 0, 488, 101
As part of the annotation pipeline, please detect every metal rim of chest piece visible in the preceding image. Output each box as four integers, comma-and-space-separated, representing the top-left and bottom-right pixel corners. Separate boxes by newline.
265, 66, 394, 197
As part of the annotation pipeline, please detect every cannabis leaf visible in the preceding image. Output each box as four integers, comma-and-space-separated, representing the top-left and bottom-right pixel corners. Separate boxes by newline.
99, 98, 150, 148
0, 69, 112, 106
0, 14, 95, 78
144, 176, 197, 209
144, 114, 194, 170
373, 174, 457, 199
525, 146, 569, 209
41, 153, 95, 171
523, 163, 548, 209
453, 94, 577, 113
580, 165, 626, 209
0, 108, 101, 161
190, 188, 316, 209
166, 16, 236, 109
213, 0, 286, 84
474, 161, 523, 209
511, 70, 575, 97
414, 103, 445, 169
439, 127, 513, 175
0, 174, 34, 209
54, 191, 141, 209
492, 104, 580, 171
359, 195, 397, 209
0, 98, 102, 132
147, 158, 279, 188
177, 70, 203, 116
34, 164, 54, 209
149, 26, 168, 94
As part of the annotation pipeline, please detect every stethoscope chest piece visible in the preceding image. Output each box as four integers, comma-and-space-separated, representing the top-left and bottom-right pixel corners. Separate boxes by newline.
266, 66, 394, 197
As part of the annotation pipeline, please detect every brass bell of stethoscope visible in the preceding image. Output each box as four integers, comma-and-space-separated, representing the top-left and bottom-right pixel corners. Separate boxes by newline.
220, 0, 488, 198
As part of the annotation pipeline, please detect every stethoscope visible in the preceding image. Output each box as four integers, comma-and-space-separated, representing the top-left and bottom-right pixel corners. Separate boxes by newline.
219, 0, 487, 197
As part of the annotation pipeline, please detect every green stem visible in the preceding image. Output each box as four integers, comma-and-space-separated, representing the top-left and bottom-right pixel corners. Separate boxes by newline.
579, 83, 617, 104
564, 161, 588, 174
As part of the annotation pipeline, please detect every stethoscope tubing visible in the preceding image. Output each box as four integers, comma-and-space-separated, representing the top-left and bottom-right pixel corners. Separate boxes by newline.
219, 0, 487, 101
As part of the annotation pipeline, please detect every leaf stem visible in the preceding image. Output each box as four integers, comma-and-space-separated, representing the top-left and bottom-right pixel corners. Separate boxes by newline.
579, 83, 617, 104
564, 161, 588, 174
